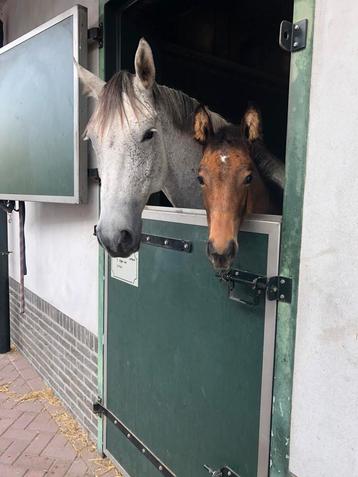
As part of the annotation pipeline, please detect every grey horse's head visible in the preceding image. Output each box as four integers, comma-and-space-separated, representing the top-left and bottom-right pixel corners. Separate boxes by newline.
77, 39, 168, 257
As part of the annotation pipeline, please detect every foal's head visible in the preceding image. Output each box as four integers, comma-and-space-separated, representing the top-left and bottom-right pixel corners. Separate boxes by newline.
194, 106, 265, 270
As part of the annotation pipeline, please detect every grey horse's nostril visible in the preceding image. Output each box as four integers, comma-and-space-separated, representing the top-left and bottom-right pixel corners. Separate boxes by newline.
119, 229, 133, 249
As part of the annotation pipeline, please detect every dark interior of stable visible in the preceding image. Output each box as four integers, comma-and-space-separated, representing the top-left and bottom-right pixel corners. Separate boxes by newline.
105, 0, 293, 207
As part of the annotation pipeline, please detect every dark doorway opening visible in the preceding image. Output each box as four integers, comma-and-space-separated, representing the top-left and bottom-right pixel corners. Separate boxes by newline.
105, 0, 293, 205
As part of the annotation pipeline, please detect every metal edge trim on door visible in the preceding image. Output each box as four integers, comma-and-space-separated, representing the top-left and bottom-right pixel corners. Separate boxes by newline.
0, 5, 88, 204
104, 207, 282, 477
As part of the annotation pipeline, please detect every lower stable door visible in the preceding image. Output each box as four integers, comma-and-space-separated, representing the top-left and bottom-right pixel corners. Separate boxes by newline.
104, 208, 280, 477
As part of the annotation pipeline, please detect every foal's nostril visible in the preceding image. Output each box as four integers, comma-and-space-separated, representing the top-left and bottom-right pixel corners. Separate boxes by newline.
207, 240, 215, 257
119, 229, 133, 249
226, 240, 237, 259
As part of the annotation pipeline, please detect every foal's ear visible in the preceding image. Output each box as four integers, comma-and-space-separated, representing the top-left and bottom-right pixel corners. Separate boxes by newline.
241, 106, 263, 142
135, 38, 156, 90
74, 60, 106, 100
194, 105, 213, 145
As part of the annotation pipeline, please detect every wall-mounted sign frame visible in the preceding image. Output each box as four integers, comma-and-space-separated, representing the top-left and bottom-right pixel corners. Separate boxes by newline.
0, 6, 88, 203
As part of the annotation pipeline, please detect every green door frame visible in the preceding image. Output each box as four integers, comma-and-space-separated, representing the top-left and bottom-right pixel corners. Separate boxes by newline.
96, 0, 316, 475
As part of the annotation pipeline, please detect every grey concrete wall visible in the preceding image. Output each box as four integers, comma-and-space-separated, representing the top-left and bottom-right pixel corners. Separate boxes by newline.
290, 1, 358, 476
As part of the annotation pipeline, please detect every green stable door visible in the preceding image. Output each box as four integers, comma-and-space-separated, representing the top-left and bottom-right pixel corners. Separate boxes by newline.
104, 208, 281, 477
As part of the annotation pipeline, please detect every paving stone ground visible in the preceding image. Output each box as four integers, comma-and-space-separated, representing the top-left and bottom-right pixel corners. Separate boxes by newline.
0, 349, 120, 477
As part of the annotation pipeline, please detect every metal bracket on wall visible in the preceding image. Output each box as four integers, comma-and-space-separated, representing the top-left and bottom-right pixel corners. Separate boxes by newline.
0, 200, 16, 214
93, 401, 176, 477
88, 168, 101, 185
88, 23, 103, 48
279, 19, 308, 52
0, 251, 12, 257
141, 233, 192, 253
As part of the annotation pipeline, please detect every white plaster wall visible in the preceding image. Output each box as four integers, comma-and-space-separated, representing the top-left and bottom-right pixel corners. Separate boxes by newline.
290, 1, 358, 476
2, 0, 100, 335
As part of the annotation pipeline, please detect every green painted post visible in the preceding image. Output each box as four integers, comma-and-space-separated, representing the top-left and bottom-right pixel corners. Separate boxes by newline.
97, 0, 106, 455
270, 1, 315, 476
0, 210, 10, 354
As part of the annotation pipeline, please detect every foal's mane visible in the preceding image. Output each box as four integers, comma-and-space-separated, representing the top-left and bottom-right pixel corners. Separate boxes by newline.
87, 70, 227, 136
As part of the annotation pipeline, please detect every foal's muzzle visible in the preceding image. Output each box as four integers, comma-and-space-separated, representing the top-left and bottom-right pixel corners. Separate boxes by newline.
207, 239, 237, 270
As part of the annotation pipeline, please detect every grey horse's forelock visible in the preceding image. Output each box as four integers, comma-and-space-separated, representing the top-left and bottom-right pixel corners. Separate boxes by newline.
86, 70, 226, 138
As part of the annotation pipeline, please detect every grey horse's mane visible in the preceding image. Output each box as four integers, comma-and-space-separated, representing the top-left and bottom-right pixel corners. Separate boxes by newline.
87, 70, 227, 136
87, 70, 284, 189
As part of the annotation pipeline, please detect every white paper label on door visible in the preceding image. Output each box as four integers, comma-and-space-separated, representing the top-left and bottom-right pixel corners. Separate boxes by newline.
111, 252, 139, 287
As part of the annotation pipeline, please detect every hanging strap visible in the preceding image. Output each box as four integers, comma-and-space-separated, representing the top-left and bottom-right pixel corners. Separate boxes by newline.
19, 201, 27, 314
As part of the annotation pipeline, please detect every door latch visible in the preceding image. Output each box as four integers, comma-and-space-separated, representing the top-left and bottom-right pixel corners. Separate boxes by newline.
217, 269, 292, 305
204, 465, 240, 477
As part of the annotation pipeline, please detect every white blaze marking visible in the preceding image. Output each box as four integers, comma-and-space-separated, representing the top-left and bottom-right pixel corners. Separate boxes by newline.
220, 154, 229, 164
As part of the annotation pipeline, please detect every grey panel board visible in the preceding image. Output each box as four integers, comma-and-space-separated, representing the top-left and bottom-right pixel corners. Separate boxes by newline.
0, 7, 87, 203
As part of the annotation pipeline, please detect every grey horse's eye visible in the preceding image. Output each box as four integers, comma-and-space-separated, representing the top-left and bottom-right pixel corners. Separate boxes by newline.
142, 128, 157, 142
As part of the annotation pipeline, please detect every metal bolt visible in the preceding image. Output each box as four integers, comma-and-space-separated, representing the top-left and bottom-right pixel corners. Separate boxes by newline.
235, 271, 239, 276
184, 243, 189, 249
293, 41, 298, 47
146, 236, 150, 241
228, 473, 232, 477
272, 286, 278, 293
159, 466, 163, 471
142, 448, 146, 453
164, 239, 169, 245
294, 24, 300, 30
127, 433, 131, 438
280, 279, 285, 284
114, 420, 117, 425
280, 294, 285, 300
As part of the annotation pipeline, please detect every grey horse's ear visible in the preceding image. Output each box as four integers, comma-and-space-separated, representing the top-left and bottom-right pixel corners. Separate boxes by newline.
74, 60, 106, 99
134, 38, 156, 90
193, 105, 213, 145
241, 105, 263, 143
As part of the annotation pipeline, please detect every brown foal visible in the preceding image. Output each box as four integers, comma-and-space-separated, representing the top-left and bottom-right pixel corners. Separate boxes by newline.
194, 105, 281, 270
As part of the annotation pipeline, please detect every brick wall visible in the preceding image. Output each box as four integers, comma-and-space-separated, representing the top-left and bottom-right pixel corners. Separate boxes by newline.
9, 277, 98, 438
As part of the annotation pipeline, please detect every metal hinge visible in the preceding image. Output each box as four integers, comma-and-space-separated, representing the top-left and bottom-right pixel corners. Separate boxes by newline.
88, 23, 103, 48
141, 233, 192, 253
217, 269, 292, 305
279, 19, 308, 52
93, 401, 176, 477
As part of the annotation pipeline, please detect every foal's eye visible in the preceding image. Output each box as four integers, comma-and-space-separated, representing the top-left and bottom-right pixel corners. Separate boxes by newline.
197, 176, 205, 186
244, 174, 253, 184
142, 128, 157, 142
